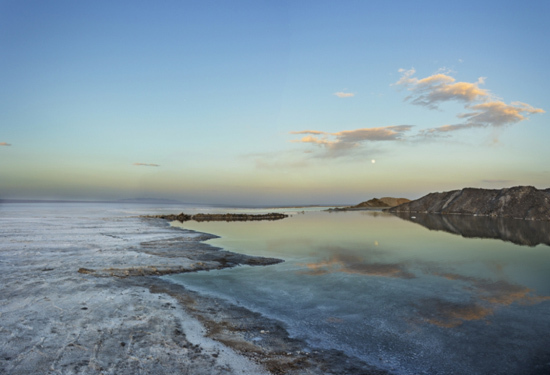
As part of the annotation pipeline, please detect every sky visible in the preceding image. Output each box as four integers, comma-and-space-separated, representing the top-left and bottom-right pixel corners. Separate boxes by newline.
1, 0, 549, 205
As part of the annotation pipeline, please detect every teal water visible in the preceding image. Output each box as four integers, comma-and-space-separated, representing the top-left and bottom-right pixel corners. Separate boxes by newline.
167, 209, 550, 375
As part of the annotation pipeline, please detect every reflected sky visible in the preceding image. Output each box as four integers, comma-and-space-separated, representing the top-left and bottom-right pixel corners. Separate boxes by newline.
169, 210, 550, 374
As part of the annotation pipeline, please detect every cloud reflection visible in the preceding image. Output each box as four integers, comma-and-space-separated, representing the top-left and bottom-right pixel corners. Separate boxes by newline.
437, 273, 550, 306
414, 273, 550, 328
298, 246, 549, 330
301, 252, 416, 279
415, 298, 493, 328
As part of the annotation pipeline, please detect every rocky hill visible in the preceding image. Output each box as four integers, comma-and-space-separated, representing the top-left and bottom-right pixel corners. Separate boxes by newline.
352, 197, 410, 208
329, 197, 410, 211
353, 198, 390, 208
378, 197, 411, 207
389, 186, 550, 221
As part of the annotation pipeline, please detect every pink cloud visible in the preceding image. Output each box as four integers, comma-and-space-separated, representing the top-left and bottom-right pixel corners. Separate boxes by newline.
396, 68, 489, 109
290, 125, 413, 157
334, 92, 355, 98
396, 68, 544, 136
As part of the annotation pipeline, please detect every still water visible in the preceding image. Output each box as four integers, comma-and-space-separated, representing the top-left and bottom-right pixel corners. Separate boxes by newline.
167, 209, 550, 375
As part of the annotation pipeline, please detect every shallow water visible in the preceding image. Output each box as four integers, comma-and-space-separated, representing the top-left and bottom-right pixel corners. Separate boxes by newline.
167, 209, 550, 375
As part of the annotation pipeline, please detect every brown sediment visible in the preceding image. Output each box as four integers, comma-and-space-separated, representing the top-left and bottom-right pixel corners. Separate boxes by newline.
77, 256, 283, 278
145, 278, 390, 375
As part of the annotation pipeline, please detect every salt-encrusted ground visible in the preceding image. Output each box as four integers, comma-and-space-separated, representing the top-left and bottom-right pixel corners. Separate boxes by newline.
0, 204, 382, 375
0, 204, 275, 374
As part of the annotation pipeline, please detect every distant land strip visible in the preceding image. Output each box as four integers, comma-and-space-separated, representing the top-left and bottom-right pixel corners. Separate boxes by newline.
146, 212, 289, 222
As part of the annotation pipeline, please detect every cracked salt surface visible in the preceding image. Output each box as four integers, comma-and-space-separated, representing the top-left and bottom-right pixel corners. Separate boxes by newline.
0, 202, 269, 375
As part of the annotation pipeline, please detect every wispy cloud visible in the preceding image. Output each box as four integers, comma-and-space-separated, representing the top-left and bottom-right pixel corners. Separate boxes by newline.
458, 101, 544, 126
395, 68, 489, 109
0, 142, 11, 146
290, 125, 412, 157
421, 100, 545, 136
133, 162, 160, 167
396, 68, 544, 135
334, 91, 355, 98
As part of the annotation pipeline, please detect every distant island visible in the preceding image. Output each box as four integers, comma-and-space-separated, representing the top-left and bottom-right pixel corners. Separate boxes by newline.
328, 197, 411, 211
147, 212, 289, 222
389, 186, 550, 221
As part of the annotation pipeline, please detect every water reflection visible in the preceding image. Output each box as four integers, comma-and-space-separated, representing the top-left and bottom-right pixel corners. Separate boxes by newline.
391, 212, 550, 247
434, 272, 550, 306
412, 272, 550, 328
413, 298, 494, 328
169, 210, 550, 374
298, 245, 550, 328
301, 247, 416, 279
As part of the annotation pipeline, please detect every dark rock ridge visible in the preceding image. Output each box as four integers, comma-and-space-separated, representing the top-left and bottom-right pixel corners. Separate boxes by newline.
329, 197, 410, 211
352, 197, 411, 208
353, 198, 391, 208
147, 212, 288, 222
389, 186, 550, 221
392, 212, 550, 247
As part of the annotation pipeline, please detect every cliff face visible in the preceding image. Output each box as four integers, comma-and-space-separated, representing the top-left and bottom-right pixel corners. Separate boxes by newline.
389, 186, 550, 221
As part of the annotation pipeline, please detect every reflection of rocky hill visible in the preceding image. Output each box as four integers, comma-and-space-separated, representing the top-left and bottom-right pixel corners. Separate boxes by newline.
389, 186, 550, 221
392, 212, 550, 247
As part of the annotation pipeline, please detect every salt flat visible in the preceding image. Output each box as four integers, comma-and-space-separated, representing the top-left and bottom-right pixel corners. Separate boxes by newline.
0, 203, 379, 375
0, 203, 271, 375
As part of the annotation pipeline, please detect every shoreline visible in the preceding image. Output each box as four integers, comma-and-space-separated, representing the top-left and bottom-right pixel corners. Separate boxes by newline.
326, 207, 389, 212
129, 218, 389, 374
0, 206, 386, 374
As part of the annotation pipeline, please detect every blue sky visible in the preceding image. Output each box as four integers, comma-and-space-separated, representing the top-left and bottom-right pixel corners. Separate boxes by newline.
1, 0, 548, 204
